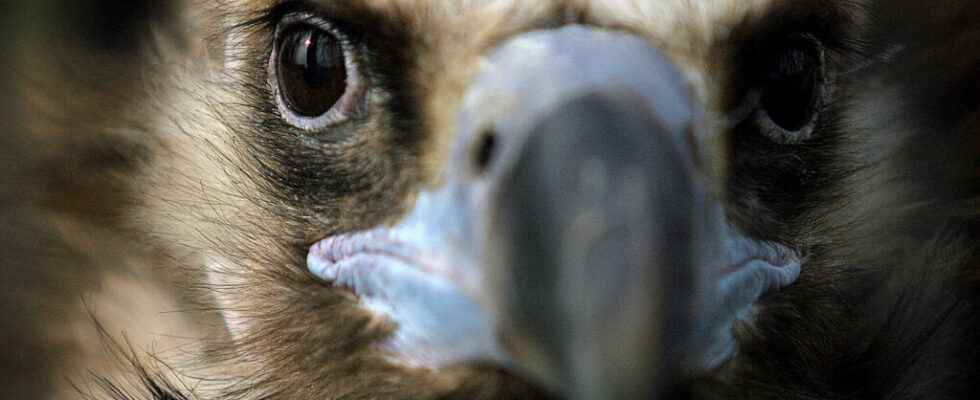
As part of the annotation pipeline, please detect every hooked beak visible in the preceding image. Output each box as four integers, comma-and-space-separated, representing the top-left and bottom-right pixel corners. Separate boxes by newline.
308, 26, 801, 398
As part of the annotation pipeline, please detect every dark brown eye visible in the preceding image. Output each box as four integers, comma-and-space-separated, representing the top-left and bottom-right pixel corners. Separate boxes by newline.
762, 42, 821, 130
278, 26, 347, 117
744, 34, 826, 144
271, 18, 365, 130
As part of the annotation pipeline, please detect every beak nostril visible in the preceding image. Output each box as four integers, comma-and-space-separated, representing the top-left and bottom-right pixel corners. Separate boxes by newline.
472, 128, 499, 175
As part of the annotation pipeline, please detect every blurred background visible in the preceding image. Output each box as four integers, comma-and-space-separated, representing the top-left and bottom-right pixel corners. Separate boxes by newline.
1, 2, 183, 398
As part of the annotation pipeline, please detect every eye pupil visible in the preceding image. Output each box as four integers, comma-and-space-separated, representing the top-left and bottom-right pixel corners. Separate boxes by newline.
278, 27, 348, 117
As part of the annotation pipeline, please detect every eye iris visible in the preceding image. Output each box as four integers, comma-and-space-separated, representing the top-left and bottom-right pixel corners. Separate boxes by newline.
278, 27, 348, 117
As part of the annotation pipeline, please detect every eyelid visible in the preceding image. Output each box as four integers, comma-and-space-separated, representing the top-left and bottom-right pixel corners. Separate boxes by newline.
275, 12, 355, 54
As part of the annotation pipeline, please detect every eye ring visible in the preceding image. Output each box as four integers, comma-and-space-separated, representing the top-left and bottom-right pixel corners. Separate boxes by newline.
269, 13, 368, 131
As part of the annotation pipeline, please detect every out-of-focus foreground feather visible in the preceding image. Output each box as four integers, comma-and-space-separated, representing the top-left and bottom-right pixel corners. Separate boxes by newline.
0, 2, 189, 398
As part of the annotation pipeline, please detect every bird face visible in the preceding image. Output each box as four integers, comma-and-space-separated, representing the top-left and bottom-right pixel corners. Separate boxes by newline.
132, 0, 885, 398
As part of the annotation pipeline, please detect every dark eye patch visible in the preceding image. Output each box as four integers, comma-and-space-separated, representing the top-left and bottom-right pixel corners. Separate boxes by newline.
236, 2, 424, 235
721, 1, 866, 238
